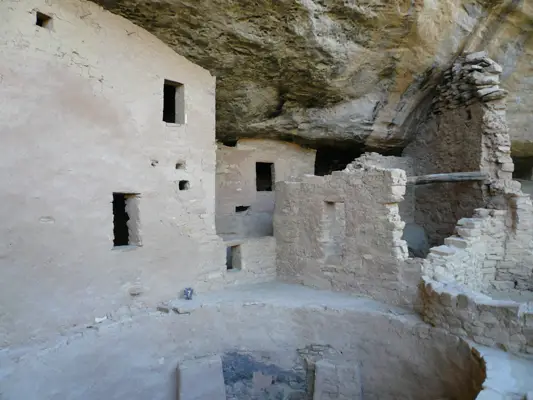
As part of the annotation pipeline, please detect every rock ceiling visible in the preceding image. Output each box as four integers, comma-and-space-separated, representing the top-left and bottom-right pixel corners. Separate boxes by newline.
94, 0, 533, 154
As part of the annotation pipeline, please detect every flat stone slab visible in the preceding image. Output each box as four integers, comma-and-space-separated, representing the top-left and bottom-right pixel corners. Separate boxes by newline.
177, 355, 226, 400
313, 358, 362, 400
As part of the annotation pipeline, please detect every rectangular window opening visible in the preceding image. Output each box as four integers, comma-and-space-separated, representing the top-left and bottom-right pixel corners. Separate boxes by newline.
175, 162, 185, 170
36, 11, 52, 29
235, 205, 250, 213
163, 79, 185, 124
256, 162, 274, 192
112, 193, 141, 247
179, 180, 190, 190
226, 245, 242, 271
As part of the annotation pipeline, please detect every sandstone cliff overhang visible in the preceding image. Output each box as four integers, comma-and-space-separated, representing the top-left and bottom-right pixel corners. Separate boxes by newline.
93, 0, 533, 154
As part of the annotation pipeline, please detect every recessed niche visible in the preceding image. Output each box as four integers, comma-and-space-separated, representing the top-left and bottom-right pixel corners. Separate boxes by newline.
163, 79, 185, 124
222, 139, 238, 147
226, 245, 242, 270
175, 162, 185, 170
256, 162, 274, 192
112, 193, 141, 247
179, 180, 190, 190
235, 206, 250, 213
36, 11, 52, 29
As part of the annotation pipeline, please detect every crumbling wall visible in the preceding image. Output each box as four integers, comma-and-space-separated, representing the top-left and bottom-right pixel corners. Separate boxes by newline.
355, 153, 430, 257
423, 203, 533, 293
404, 52, 512, 247
274, 162, 421, 306
422, 208, 507, 292
216, 139, 315, 240
355, 153, 415, 224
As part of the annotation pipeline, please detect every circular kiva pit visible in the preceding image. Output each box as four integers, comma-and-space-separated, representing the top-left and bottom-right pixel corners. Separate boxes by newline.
1, 288, 487, 400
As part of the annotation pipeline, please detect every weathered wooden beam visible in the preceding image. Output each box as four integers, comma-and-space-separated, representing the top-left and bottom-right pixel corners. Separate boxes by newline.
407, 171, 488, 185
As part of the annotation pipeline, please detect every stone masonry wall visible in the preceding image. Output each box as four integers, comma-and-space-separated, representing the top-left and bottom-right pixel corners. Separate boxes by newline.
422, 208, 507, 292
416, 53, 533, 292
275, 161, 421, 307
404, 52, 513, 247
354, 153, 415, 224
494, 194, 533, 291
420, 277, 533, 354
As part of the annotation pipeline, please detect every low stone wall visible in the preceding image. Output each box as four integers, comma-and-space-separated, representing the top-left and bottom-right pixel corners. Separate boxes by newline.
420, 276, 533, 354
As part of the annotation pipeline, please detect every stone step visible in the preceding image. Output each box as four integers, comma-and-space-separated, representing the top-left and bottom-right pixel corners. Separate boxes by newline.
444, 236, 469, 249
429, 245, 456, 257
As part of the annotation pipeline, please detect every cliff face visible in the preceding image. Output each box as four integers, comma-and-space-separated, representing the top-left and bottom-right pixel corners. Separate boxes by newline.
94, 0, 533, 153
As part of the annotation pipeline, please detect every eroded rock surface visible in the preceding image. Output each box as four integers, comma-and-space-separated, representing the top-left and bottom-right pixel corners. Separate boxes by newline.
93, 0, 533, 152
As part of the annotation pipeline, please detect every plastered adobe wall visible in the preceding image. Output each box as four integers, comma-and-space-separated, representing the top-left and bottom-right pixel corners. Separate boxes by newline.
0, 0, 226, 347
216, 139, 315, 239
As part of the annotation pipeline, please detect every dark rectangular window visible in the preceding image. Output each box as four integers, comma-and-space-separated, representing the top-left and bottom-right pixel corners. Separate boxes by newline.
36, 12, 52, 29
226, 245, 241, 270
112, 193, 141, 247
163, 80, 185, 124
256, 162, 274, 192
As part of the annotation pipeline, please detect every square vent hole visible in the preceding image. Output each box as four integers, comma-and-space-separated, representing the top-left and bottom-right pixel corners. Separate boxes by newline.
179, 180, 190, 190
36, 12, 52, 29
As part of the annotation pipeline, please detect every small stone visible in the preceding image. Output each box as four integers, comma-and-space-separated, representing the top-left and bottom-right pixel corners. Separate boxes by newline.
128, 285, 143, 296
157, 304, 170, 313
465, 51, 488, 63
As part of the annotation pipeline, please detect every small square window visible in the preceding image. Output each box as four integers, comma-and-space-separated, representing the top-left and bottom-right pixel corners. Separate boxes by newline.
179, 180, 190, 190
36, 12, 52, 29
163, 79, 185, 124
175, 162, 185, 170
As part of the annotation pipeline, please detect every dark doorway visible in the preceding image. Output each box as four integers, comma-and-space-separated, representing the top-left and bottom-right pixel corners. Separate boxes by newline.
256, 162, 274, 191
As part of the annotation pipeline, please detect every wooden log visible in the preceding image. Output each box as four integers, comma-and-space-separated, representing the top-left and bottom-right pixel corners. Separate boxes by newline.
407, 171, 488, 185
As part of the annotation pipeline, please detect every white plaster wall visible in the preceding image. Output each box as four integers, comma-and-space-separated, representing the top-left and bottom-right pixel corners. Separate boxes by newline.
224, 237, 277, 284
0, 0, 226, 347
216, 139, 316, 239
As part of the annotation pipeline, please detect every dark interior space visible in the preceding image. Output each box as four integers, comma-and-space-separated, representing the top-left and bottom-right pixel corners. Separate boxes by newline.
256, 162, 274, 191
314, 145, 364, 176
226, 245, 241, 270
36, 11, 51, 28
235, 205, 250, 212
113, 193, 130, 246
179, 180, 190, 190
163, 80, 181, 123
314, 145, 403, 176
512, 156, 533, 180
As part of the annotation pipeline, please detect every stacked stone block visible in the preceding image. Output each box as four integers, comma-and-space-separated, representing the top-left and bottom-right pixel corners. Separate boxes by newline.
423, 208, 507, 292
432, 51, 513, 186
420, 276, 533, 354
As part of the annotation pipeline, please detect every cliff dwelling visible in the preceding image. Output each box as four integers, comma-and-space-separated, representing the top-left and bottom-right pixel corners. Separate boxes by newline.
1, 1, 533, 400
